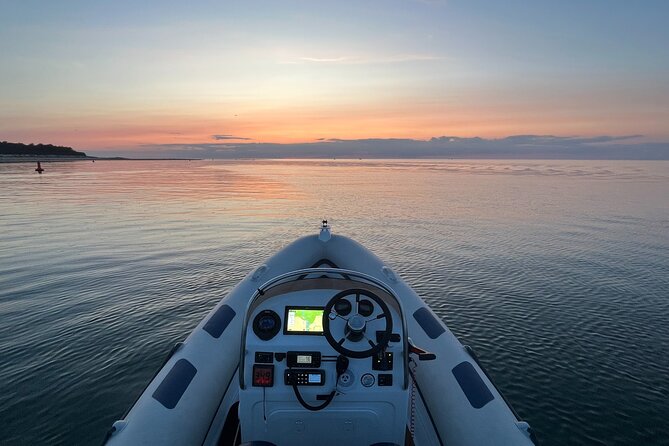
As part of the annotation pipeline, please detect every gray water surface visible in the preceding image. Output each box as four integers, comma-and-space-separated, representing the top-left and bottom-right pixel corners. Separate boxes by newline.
1, 159, 668, 445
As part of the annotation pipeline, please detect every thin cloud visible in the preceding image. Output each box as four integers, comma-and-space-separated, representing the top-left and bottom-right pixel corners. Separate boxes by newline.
290, 54, 443, 65
374, 54, 443, 63
500, 135, 644, 145
411, 0, 447, 4
129, 134, 668, 160
562, 135, 643, 144
300, 57, 348, 63
431, 134, 644, 146
212, 134, 252, 141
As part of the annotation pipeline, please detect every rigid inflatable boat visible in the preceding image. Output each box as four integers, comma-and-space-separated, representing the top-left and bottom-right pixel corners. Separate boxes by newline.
103, 222, 538, 446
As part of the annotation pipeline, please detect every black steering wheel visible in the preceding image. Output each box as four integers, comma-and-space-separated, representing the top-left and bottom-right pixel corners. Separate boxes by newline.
323, 288, 393, 359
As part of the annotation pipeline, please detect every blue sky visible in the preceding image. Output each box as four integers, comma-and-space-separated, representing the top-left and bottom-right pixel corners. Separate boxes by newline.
1, 0, 668, 156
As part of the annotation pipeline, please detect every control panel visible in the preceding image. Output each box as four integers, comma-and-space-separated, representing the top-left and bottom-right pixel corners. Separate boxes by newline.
239, 284, 408, 445
252, 364, 274, 387
255, 351, 273, 364
285, 369, 325, 386
287, 351, 321, 368
372, 351, 394, 371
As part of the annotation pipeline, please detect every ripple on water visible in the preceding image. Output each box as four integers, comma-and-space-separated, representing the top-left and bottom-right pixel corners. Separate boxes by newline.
0, 159, 668, 445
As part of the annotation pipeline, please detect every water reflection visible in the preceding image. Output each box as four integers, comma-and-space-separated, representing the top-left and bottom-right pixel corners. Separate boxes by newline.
0, 159, 667, 445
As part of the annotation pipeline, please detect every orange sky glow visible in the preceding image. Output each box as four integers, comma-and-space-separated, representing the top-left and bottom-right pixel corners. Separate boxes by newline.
1, 1, 668, 154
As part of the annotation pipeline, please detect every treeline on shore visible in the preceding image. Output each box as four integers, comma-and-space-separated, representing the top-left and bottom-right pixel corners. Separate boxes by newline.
0, 141, 87, 157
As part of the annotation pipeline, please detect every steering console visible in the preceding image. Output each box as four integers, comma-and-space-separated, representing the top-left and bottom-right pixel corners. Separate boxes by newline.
240, 274, 408, 446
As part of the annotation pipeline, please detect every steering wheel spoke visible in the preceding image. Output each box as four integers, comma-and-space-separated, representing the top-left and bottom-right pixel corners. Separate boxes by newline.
367, 313, 386, 323
362, 333, 377, 349
329, 311, 349, 322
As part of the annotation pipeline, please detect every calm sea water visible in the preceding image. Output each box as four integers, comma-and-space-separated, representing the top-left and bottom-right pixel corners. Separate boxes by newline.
1, 159, 668, 445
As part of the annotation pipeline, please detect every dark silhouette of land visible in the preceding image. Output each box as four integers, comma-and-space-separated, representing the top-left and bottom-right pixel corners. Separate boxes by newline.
0, 141, 197, 162
1, 141, 87, 157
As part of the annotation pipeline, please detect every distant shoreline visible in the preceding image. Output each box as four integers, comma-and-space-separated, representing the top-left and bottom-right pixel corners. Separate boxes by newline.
0, 155, 116, 163
0, 155, 95, 163
0, 141, 200, 163
0, 156, 200, 163
3, 155, 668, 164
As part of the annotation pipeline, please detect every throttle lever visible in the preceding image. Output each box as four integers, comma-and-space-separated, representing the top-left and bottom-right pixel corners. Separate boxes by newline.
407, 337, 436, 361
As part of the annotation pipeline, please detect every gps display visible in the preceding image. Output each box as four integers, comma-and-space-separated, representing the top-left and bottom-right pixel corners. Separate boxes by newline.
284, 307, 324, 334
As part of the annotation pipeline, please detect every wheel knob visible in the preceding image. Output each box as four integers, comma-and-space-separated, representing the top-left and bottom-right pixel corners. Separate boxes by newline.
347, 315, 366, 338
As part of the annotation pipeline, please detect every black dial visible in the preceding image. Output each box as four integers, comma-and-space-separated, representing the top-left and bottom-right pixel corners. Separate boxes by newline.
334, 299, 352, 316
253, 310, 281, 341
358, 299, 374, 317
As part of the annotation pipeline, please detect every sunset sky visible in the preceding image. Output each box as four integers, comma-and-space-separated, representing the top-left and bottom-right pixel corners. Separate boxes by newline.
1, 0, 668, 156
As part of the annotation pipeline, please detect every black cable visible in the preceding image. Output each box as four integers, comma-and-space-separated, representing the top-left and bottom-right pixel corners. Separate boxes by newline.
292, 385, 335, 411
290, 355, 347, 411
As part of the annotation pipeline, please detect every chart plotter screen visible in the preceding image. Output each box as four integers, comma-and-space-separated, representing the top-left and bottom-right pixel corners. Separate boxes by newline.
284, 307, 324, 334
